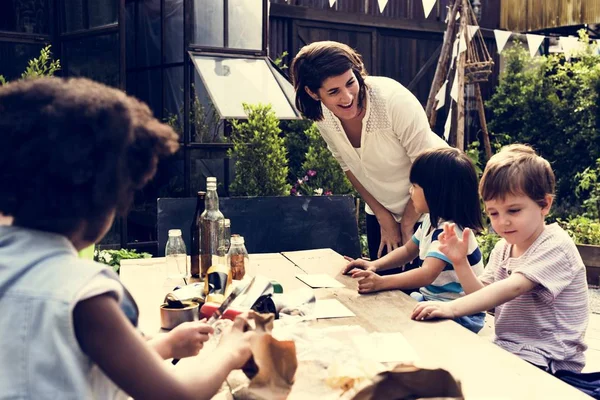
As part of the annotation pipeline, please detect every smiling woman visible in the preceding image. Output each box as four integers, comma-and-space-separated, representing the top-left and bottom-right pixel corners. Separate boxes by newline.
291, 41, 447, 265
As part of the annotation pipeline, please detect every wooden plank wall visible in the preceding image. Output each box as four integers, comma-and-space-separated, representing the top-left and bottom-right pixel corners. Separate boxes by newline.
501, 0, 600, 32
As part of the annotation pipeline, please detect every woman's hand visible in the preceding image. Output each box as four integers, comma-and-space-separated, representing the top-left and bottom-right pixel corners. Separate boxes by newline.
411, 301, 455, 321
438, 222, 470, 265
377, 211, 402, 258
351, 270, 384, 294
341, 255, 376, 275
165, 321, 213, 359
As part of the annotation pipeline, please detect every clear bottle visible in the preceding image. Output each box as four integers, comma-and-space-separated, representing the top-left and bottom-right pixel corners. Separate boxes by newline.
190, 191, 206, 278
227, 234, 249, 280
217, 218, 231, 259
200, 177, 224, 279
165, 229, 188, 291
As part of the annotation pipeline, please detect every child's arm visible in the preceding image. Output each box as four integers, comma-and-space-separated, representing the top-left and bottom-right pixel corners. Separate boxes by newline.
74, 294, 252, 400
147, 321, 213, 360
411, 272, 537, 320
342, 238, 419, 275
438, 223, 486, 294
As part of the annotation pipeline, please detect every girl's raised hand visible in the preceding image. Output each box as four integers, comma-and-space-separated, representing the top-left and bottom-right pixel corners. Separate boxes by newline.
351, 269, 383, 294
438, 222, 470, 264
411, 301, 455, 321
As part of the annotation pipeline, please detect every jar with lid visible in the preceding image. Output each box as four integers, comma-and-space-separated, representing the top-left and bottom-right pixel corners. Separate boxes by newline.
227, 234, 248, 280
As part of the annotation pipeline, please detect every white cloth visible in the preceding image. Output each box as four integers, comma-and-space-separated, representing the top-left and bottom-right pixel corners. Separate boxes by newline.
315, 76, 447, 221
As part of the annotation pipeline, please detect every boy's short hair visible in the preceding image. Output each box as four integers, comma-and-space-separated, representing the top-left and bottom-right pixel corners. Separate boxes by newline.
0, 77, 179, 237
480, 144, 555, 208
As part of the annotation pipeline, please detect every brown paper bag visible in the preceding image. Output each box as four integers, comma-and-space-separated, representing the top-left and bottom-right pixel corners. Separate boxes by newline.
350, 364, 464, 400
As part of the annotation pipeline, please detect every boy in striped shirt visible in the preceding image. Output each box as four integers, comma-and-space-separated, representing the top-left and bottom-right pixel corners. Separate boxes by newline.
412, 144, 589, 373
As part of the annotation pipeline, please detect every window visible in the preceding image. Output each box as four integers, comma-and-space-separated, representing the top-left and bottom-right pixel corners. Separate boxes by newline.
0, 0, 50, 34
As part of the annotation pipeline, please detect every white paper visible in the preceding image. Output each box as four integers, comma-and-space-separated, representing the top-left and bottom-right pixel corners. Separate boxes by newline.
329, 0, 336, 7
435, 80, 448, 110
467, 25, 479, 42
444, 105, 453, 141
422, 0, 436, 18
378, 0, 388, 13
352, 332, 419, 363
450, 68, 459, 102
314, 299, 355, 319
296, 274, 345, 288
494, 29, 512, 54
526, 33, 545, 57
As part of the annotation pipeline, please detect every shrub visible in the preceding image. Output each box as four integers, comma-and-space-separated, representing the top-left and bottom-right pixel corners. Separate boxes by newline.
229, 103, 291, 196
477, 228, 502, 266
557, 216, 600, 246
280, 119, 313, 182
1, 44, 60, 85
94, 248, 152, 273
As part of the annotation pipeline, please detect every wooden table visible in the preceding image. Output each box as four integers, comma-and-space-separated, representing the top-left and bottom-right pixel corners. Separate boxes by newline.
121, 249, 591, 399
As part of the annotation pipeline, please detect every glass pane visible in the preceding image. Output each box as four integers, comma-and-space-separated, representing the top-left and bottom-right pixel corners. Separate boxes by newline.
164, 0, 183, 63
228, 0, 262, 50
63, 0, 85, 32
135, 68, 162, 119
191, 55, 298, 119
0, 0, 50, 34
190, 148, 230, 197
125, 1, 135, 68
192, 0, 223, 47
63, 33, 119, 87
128, 150, 185, 243
136, 0, 161, 67
163, 66, 184, 140
0, 42, 44, 82
191, 72, 224, 143
88, 0, 118, 28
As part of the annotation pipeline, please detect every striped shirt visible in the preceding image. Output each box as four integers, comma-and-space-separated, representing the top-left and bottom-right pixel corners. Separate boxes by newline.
412, 217, 484, 301
480, 223, 589, 372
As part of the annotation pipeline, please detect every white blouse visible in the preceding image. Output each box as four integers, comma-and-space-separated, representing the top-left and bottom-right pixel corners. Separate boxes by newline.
315, 76, 447, 221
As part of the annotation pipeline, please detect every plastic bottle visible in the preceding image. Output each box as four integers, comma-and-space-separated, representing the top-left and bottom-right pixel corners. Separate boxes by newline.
165, 229, 188, 291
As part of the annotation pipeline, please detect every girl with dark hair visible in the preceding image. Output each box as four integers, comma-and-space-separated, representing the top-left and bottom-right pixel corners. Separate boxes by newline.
291, 41, 447, 262
342, 148, 486, 333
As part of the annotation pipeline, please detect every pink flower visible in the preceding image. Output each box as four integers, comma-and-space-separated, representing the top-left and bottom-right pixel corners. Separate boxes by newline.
307, 170, 317, 177
324, 190, 332, 196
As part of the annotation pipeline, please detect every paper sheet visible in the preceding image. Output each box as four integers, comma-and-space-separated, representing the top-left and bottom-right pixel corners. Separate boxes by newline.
352, 332, 419, 364
296, 274, 345, 288
314, 299, 355, 319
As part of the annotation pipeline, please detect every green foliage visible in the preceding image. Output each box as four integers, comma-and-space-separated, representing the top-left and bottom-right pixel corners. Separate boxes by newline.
487, 34, 600, 216
575, 158, 600, 219
229, 103, 291, 196
360, 234, 369, 258
164, 88, 222, 143
557, 216, 600, 246
465, 140, 483, 177
301, 123, 354, 195
273, 51, 289, 70
476, 228, 502, 265
0, 75, 6, 86
1, 45, 60, 85
281, 119, 313, 182
94, 248, 152, 273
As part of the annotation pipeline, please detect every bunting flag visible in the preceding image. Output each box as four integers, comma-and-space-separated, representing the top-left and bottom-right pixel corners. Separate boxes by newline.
458, 29, 468, 54
329, 0, 336, 7
378, 0, 388, 13
422, 0, 436, 18
493, 29, 512, 54
450, 68, 459, 102
467, 25, 479, 42
444, 106, 453, 141
450, 37, 459, 70
560, 36, 579, 60
526, 34, 545, 57
435, 80, 448, 110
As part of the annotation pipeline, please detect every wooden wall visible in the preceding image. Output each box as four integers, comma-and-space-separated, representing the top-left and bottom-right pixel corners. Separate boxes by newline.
500, 0, 600, 32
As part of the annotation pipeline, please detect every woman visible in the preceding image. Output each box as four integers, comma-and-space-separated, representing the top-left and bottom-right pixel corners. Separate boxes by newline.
291, 41, 447, 262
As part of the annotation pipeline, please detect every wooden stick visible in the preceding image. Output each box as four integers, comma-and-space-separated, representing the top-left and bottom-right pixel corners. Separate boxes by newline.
475, 84, 493, 160
455, 0, 467, 150
425, 0, 460, 126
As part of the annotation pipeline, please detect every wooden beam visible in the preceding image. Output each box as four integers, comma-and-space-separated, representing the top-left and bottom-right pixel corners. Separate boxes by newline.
270, 3, 446, 35
475, 84, 492, 160
407, 44, 441, 92
455, 0, 467, 151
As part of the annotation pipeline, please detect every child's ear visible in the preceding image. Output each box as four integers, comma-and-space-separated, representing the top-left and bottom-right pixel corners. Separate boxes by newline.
541, 194, 553, 216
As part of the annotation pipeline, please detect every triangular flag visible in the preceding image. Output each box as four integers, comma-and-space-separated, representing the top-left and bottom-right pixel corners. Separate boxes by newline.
560, 36, 578, 60
378, 0, 388, 13
493, 29, 512, 54
422, 0, 436, 18
456, 11, 460, 20
450, 37, 459, 69
467, 25, 479, 42
329, 0, 336, 7
444, 106, 453, 141
450, 68, 459, 102
459, 29, 468, 54
526, 34, 545, 57
435, 80, 448, 110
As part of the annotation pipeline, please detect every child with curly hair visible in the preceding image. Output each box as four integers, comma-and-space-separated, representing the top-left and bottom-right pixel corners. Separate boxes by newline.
0, 77, 252, 399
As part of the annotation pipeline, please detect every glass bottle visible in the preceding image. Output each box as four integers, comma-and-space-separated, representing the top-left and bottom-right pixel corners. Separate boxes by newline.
165, 229, 188, 290
227, 234, 249, 280
217, 218, 231, 260
190, 191, 206, 278
200, 177, 224, 279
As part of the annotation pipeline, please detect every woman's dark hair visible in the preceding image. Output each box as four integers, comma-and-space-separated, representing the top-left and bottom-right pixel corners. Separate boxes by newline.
290, 41, 368, 121
0, 77, 179, 239
410, 147, 483, 232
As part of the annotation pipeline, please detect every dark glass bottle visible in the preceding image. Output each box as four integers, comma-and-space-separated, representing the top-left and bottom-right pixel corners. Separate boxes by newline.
190, 191, 206, 278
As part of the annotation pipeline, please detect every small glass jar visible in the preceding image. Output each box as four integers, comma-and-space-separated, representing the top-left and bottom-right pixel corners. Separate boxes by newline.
227, 234, 248, 280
